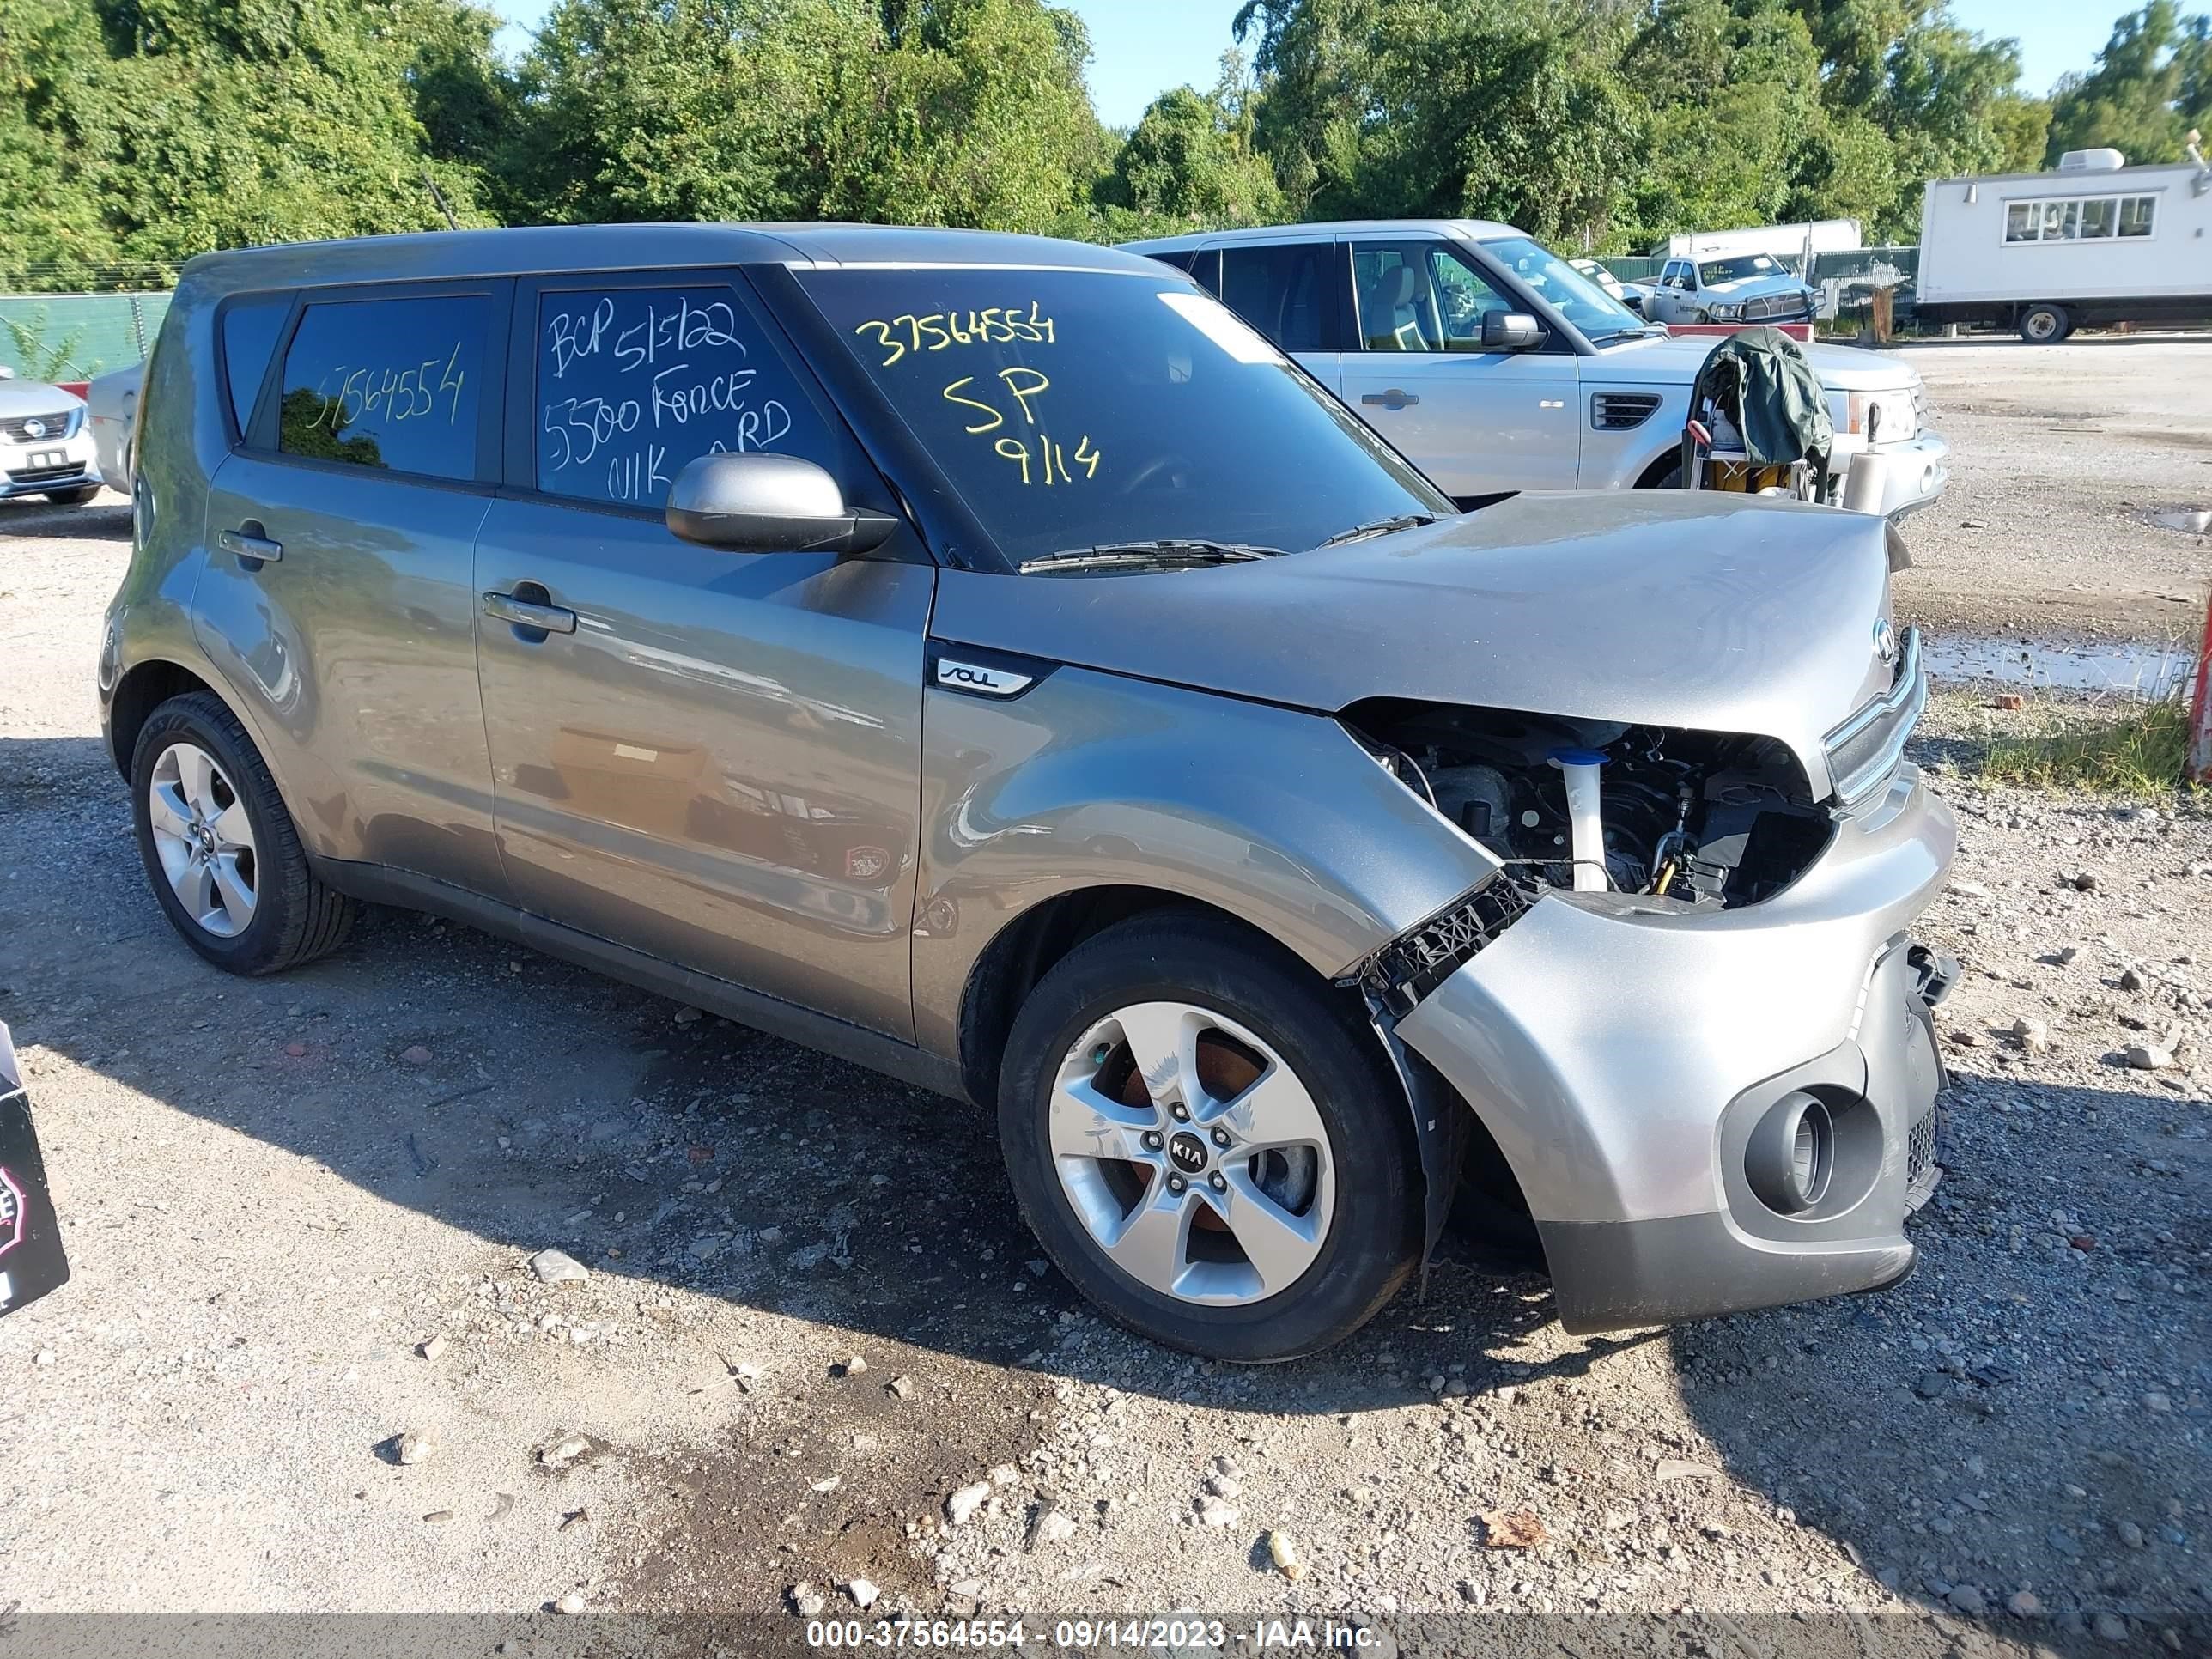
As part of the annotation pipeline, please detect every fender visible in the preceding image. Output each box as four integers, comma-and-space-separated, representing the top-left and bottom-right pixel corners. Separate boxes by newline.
913, 662, 1507, 1227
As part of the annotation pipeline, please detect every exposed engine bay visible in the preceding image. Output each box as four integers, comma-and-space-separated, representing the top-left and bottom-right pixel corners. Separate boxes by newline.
1344, 700, 1836, 908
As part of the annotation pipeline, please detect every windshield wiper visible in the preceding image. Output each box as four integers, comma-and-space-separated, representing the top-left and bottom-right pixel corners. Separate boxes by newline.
1315, 513, 1440, 549
1018, 539, 1285, 574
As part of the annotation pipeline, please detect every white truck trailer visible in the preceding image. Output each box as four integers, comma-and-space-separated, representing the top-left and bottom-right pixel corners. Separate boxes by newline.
1914, 146, 2212, 342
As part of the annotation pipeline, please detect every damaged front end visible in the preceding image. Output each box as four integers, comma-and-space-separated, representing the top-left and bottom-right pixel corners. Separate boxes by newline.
1341, 635, 1957, 1334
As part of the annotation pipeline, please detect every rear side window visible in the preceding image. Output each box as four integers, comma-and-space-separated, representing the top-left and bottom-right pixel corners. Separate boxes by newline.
220, 296, 289, 436
276, 294, 493, 481
532, 284, 836, 508
1143, 249, 1199, 275
1218, 242, 1337, 353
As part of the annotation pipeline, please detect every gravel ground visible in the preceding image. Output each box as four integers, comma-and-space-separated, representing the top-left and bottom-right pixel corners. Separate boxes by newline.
0, 427, 2207, 1657
1893, 334, 2212, 644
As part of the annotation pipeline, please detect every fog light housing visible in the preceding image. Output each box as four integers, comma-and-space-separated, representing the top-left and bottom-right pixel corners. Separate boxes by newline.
1746, 1091, 1834, 1214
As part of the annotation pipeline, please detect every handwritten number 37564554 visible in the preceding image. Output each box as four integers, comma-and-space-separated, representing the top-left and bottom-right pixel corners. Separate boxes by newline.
313, 342, 468, 431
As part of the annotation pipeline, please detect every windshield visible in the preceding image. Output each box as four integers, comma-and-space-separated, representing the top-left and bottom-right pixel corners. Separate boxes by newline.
1477, 237, 1644, 339
800, 268, 1450, 567
1698, 253, 1784, 285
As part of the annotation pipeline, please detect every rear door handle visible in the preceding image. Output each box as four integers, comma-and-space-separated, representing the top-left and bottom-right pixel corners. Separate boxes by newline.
483, 591, 578, 635
219, 527, 283, 563
1361, 389, 1419, 410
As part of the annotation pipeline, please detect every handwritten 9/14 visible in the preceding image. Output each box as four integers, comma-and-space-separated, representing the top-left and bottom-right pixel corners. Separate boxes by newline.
941, 367, 1098, 488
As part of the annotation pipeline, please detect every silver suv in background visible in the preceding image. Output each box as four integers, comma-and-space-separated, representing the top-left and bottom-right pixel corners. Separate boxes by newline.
102, 224, 1952, 1360
1125, 221, 1945, 518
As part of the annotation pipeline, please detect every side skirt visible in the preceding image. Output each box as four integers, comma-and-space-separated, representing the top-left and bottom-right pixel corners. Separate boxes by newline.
308, 856, 969, 1103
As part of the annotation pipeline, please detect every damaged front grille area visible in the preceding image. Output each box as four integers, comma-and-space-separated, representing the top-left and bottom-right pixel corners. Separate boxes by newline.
1351, 876, 1532, 1017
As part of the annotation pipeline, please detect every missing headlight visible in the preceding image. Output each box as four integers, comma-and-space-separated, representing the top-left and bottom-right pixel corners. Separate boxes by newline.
1344, 700, 1835, 909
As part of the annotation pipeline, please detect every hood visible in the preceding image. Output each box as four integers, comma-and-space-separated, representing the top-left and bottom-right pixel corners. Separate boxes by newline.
0, 381, 86, 421
932, 491, 1897, 800
1588, 332, 1918, 393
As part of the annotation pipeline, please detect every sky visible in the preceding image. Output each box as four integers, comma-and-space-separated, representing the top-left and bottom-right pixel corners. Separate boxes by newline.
486, 3, 2116, 125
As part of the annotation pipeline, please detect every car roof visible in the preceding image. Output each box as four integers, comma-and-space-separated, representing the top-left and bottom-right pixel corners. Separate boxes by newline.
174, 223, 1164, 301
1122, 218, 1527, 254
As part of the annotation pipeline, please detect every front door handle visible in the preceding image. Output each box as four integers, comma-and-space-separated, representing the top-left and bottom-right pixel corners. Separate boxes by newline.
1361, 389, 1419, 410
219, 526, 283, 564
483, 591, 578, 635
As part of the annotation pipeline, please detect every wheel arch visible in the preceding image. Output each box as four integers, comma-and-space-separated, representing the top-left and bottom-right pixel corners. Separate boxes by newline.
1632, 447, 1683, 489
107, 658, 222, 778
954, 884, 1342, 1109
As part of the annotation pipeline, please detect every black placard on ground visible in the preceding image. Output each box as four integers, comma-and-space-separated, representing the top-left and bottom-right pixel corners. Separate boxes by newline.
0, 1020, 70, 1317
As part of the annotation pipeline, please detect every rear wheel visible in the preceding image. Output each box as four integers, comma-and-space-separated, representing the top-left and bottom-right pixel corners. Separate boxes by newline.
2019, 303, 2070, 344
999, 913, 1422, 1362
131, 691, 356, 974
43, 485, 99, 505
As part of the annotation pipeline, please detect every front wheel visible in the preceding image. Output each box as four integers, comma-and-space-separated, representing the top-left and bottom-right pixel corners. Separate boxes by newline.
2019, 303, 2070, 344
998, 912, 1422, 1362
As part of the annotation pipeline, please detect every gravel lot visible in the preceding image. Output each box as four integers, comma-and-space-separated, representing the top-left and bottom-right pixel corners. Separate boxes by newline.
2, 335, 2208, 1656
1894, 335, 2212, 644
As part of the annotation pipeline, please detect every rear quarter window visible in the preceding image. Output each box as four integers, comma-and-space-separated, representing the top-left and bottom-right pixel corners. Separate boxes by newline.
275, 293, 495, 481
219, 296, 291, 437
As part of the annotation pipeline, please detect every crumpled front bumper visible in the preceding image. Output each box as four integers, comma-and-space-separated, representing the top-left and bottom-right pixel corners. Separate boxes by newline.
1395, 762, 1955, 1333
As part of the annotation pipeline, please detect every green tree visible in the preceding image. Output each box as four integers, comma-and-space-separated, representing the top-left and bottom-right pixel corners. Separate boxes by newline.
1235, 0, 1643, 246
1097, 70, 1284, 230
0, 0, 506, 287
2046, 3, 2212, 163
501, 0, 1106, 233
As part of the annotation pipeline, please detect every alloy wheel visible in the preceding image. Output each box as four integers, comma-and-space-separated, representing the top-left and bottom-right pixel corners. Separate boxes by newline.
1048, 1001, 1335, 1305
148, 741, 258, 938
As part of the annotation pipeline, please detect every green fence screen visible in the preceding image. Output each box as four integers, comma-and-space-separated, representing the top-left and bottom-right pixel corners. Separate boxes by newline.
0, 292, 170, 380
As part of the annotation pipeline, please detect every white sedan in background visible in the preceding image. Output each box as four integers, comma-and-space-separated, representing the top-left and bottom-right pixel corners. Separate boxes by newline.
0, 368, 101, 505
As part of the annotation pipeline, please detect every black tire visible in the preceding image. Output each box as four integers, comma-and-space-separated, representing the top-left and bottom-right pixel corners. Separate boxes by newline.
43, 485, 100, 505
130, 690, 356, 975
1639, 459, 1684, 490
2019, 303, 2070, 344
999, 910, 1422, 1362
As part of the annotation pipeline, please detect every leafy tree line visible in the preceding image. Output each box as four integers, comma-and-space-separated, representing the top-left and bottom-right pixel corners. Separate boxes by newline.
2, 0, 2207, 289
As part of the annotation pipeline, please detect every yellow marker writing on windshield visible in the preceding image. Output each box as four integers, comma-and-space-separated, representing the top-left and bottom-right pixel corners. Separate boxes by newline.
942, 377, 1002, 434
1000, 367, 1049, 425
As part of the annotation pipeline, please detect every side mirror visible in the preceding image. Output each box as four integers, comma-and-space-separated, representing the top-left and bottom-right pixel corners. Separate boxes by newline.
665, 453, 899, 556
1480, 312, 1544, 351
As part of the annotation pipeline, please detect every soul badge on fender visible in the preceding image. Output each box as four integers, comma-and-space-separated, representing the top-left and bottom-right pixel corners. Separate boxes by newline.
0, 1020, 70, 1318
933, 656, 1035, 698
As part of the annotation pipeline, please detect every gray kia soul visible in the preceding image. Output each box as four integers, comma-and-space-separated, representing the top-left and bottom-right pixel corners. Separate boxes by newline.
101, 223, 1954, 1361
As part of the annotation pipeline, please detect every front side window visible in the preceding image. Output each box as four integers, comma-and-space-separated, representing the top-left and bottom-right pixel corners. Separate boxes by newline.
800, 267, 1448, 566
532, 284, 836, 507
1218, 243, 1337, 353
276, 294, 491, 480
